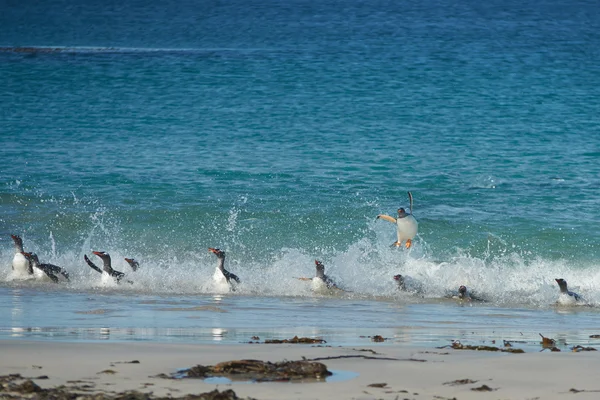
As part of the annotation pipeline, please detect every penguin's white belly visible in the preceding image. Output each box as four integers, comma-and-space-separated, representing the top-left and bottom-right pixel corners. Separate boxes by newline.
396, 215, 418, 241
11, 253, 31, 277
32, 267, 45, 279
311, 277, 330, 294
100, 272, 117, 287
213, 269, 231, 292
557, 293, 577, 306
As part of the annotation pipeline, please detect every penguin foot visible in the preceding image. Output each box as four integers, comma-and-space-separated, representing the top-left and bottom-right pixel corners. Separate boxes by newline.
392, 241, 402, 247
405, 240, 412, 249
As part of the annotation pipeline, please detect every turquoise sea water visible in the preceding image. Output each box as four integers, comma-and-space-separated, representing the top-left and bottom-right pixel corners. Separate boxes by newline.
1, 0, 600, 347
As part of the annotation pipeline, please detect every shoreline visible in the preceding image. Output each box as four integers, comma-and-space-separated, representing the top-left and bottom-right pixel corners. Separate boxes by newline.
1, 340, 599, 399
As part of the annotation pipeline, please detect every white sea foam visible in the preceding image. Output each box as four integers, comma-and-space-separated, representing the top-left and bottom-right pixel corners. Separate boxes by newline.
2, 224, 599, 309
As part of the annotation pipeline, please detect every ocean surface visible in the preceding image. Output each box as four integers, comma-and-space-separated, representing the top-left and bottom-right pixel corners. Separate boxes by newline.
1, 0, 600, 351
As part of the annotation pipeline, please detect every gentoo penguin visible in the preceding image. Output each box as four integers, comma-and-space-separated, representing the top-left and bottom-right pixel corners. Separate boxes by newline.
84, 251, 127, 284
313, 260, 341, 292
11, 235, 32, 277
393, 274, 407, 290
555, 279, 582, 305
377, 192, 418, 248
456, 285, 470, 300
393, 274, 423, 293
124, 258, 139, 271
21, 252, 70, 283
449, 285, 484, 302
208, 248, 240, 292
297, 260, 344, 294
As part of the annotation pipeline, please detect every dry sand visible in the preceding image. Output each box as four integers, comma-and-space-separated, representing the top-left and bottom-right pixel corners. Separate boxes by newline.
0, 339, 599, 399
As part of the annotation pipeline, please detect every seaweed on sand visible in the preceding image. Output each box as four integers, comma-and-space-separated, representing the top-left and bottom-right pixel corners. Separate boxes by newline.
180, 359, 332, 382
0, 374, 255, 399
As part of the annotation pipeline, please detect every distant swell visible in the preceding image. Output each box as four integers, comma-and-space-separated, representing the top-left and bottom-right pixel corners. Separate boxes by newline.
0, 46, 272, 55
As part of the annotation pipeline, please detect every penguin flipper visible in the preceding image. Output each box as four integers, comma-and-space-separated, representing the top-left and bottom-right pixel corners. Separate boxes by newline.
84, 255, 103, 274
377, 214, 397, 224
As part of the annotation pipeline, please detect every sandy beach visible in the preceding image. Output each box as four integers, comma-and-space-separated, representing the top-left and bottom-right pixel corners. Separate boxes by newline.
1, 340, 599, 399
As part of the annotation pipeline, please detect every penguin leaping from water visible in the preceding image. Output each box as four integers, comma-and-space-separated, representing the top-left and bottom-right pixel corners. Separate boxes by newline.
208, 248, 241, 292
377, 192, 418, 249
555, 278, 583, 305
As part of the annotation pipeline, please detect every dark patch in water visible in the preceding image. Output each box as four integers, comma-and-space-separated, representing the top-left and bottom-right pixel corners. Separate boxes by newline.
74, 309, 113, 315
154, 306, 227, 313
439, 341, 525, 353
359, 335, 390, 342
571, 345, 597, 352
264, 336, 325, 344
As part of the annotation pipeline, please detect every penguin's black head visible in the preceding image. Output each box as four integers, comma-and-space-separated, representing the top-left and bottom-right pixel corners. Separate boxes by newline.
393, 274, 406, 289
458, 285, 467, 296
92, 251, 110, 260
11, 235, 23, 247
555, 278, 568, 292
315, 260, 325, 273
125, 258, 139, 271
209, 248, 225, 259
23, 252, 40, 263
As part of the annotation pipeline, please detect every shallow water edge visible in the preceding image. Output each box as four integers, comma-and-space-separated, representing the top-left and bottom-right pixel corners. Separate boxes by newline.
1, 286, 599, 353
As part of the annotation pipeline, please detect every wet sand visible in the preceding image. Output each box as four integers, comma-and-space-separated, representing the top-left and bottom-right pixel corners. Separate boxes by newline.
1, 340, 599, 399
